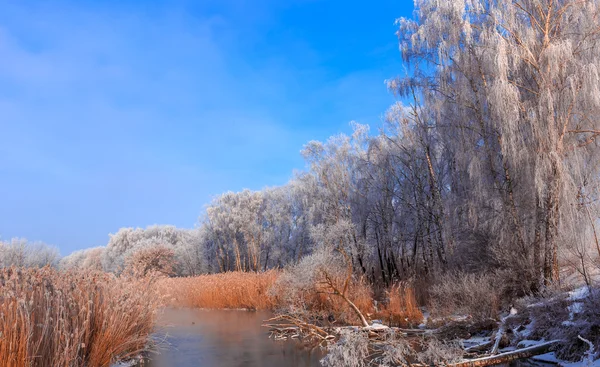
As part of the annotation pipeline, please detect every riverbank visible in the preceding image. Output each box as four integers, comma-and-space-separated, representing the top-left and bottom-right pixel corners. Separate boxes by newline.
156, 271, 423, 328
4, 267, 598, 367
155, 271, 600, 367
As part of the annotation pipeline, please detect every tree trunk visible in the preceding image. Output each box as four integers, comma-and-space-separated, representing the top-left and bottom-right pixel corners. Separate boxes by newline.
543, 161, 561, 285
533, 198, 544, 281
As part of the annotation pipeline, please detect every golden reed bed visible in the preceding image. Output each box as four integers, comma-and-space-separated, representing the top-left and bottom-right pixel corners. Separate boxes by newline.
0, 267, 159, 367
158, 270, 280, 310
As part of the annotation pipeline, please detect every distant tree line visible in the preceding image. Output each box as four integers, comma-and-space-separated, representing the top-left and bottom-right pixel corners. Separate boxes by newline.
0, 238, 59, 268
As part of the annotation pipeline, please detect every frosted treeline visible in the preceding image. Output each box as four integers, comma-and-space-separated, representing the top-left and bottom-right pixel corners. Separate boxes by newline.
55, 226, 205, 276
0, 238, 59, 268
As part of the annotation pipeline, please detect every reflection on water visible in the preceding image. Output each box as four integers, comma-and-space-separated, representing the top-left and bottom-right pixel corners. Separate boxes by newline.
144, 308, 324, 367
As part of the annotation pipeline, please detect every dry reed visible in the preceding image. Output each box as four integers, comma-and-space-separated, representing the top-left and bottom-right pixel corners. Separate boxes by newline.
157, 270, 280, 309
374, 282, 423, 328
0, 267, 159, 367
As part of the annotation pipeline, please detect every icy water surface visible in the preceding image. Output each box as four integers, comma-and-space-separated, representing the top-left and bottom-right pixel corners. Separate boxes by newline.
138, 309, 553, 367
142, 308, 324, 367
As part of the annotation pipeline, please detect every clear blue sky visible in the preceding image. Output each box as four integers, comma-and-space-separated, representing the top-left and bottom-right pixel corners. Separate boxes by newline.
0, 0, 412, 255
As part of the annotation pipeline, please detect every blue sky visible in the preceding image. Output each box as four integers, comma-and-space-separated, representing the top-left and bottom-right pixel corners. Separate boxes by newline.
0, 0, 412, 255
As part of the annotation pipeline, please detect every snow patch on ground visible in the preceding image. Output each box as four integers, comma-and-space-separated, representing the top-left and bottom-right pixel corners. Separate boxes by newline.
518, 339, 548, 348
561, 359, 600, 367
419, 310, 430, 329
532, 352, 560, 363
462, 336, 490, 348
569, 286, 590, 301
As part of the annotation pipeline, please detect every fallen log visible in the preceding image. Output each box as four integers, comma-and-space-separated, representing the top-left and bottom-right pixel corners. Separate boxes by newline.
449, 340, 561, 367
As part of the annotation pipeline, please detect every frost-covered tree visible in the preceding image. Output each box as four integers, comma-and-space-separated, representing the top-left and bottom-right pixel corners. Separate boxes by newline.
391, 0, 600, 286
101, 225, 204, 275
61, 0, 600, 298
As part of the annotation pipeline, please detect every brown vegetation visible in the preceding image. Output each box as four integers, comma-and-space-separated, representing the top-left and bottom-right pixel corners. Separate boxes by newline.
275, 276, 376, 326
374, 282, 423, 328
157, 270, 280, 309
0, 267, 159, 367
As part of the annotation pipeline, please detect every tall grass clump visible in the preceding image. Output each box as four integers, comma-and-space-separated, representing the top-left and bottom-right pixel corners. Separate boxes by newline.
374, 282, 423, 328
158, 270, 280, 310
0, 267, 159, 367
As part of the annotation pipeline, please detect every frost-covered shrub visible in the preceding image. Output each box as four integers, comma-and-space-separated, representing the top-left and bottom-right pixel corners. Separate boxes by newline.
377, 331, 416, 367
417, 338, 464, 365
124, 244, 176, 278
321, 330, 463, 367
101, 225, 204, 276
271, 247, 373, 325
429, 272, 500, 321
320, 329, 369, 367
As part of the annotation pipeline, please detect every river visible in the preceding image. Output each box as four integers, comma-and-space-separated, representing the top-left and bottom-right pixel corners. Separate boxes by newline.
139, 309, 553, 367
142, 308, 325, 367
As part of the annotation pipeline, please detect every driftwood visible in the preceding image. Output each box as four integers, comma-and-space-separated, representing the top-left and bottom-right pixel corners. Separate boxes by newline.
263, 315, 336, 344
449, 340, 560, 367
264, 312, 561, 367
